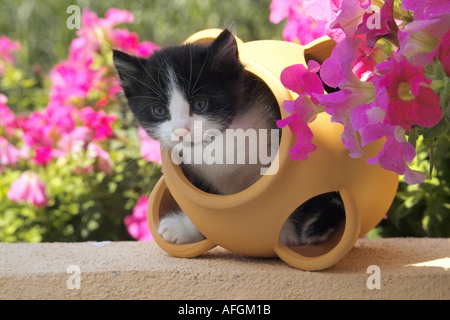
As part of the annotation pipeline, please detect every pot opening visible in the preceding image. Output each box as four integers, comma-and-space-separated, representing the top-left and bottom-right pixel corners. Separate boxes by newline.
279, 191, 346, 258
173, 70, 283, 196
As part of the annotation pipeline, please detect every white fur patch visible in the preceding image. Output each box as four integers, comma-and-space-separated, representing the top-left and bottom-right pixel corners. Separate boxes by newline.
158, 210, 205, 244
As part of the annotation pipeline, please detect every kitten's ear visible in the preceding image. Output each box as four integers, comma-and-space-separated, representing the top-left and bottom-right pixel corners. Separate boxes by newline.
209, 29, 241, 71
112, 50, 142, 94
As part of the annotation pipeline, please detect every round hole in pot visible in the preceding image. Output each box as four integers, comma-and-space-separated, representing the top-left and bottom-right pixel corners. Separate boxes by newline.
171, 69, 283, 196
279, 191, 347, 258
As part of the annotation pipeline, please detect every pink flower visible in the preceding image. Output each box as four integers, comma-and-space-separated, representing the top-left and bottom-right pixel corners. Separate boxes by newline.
319, 36, 362, 88
111, 29, 140, 52
22, 112, 55, 148
124, 195, 154, 242
104, 8, 134, 26
278, 61, 324, 160
0, 137, 20, 170
44, 102, 75, 135
138, 127, 162, 163
401, 0, 450, 20
349, 99, 426, 184
328, 0, 368, 39
398, 13, 450, 67
50, 61, 97, 102
278, 113, 317, 160
350, 101, 393, 148
303, 0, 345, 42
0, 94, 16, 134
33, 147, 53, 165
313, 82, 375, 158
0, 36, 20, 75
351, 38, 386, 82
367, 133, 427, 185
79, 107, 116, 141
313, 36, 378, 157
355, 0, 399, 47
432, 29, 450, 76
375, 53, 442, 131
269, 0, 326, 44
135, 41, 159, 58
7, 171, 49, 208
111, 29, 159, 57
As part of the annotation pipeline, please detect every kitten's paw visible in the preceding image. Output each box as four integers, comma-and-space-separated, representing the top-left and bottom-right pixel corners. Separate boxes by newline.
280, 219, 300, 247
158, 210, 205, 244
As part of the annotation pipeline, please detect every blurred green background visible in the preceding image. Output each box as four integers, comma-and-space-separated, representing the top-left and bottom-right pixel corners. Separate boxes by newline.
0, 0, 283, 72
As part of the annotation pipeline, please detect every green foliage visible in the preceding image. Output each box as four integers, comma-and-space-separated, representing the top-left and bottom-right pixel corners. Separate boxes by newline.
369, 136, 450, 238
0, 106, 162, 242
0, 0, 283, 72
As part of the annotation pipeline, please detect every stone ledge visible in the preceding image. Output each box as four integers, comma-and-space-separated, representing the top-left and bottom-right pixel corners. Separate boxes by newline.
0, 238, 449, 300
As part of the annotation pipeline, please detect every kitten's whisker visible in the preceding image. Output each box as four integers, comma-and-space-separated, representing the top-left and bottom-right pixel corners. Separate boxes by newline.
189, 45, 193, 93
191, 84, 209, 96
136, 56, 167, 95
191, 56, 208, 96
127, 95, 163, 100
119, 71, 161, 97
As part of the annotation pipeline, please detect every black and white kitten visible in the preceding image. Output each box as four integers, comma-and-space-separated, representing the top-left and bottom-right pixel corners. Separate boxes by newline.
113, 29, 345, 246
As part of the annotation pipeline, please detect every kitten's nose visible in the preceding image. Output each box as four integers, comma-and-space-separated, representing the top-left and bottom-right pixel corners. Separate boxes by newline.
172, 128, 190, 142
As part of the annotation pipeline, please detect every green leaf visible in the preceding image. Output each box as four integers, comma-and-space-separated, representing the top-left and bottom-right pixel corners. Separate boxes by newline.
423, 117, 449, 139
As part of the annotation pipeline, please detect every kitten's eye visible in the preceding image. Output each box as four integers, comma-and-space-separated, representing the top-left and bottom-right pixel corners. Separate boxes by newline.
152, 106, 168, 118
191, 99, 208, 112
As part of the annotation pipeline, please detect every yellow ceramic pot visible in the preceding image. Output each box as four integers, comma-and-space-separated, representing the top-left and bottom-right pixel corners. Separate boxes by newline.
147, 29, 399, 271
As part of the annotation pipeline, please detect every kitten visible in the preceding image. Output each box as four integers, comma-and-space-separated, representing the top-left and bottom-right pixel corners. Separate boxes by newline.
113, 29, 345, 246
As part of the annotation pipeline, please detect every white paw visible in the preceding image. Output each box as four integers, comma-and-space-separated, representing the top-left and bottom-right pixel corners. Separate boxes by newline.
158, 210, 205, 244
280, 219, 300, 247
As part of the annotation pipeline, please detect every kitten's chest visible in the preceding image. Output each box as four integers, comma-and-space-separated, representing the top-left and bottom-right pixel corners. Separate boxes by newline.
181, 110, 277, 195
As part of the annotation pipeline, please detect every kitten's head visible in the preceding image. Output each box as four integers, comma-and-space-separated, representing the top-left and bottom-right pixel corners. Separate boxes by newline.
113, 29, 245, 148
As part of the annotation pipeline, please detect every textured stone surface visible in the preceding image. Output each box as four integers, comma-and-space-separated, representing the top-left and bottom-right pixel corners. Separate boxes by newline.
0, 238, 449, 299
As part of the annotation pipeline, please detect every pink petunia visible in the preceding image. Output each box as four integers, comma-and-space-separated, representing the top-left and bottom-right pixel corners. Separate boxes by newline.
375, 53, 442, 131
313, 36, 378, 158
103, 8, 134, 26
124, 195, 154, 242
22, 112, 55, 149
319, 36, 362, 88
138, 127, 162, 163
269, 0, 326, 45
355, 0, 399, 47
432, 29, 450, 76
7, 171, 49, 208
303, 0, 345, 42
401, 0, 450, 20
79, 107, 116, 141
0, 94, 16, 135
328, 0, 368, 39
33, 147, 53, 165
50, 61, 97, 102
0, 136, 21, 170
367, 134, 427, 185
313, 85, 373, 158
278, 60, 325, 160
0, 36, 20, 75
277, 113, 317, 160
